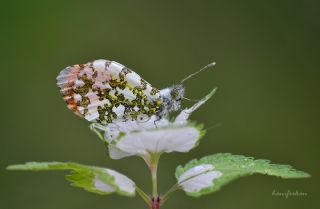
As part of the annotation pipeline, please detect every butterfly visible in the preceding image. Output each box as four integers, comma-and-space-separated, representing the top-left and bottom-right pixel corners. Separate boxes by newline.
56, 59, 214, 124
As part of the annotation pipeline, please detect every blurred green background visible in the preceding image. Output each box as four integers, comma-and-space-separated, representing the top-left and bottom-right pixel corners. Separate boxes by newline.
1, 0, 318, 209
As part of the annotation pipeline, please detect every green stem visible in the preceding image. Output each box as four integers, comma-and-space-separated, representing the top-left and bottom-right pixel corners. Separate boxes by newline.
161, 168, 214, 204
150, 154, 160, 197
136, 186, 151, 207
161, 183, 180, 204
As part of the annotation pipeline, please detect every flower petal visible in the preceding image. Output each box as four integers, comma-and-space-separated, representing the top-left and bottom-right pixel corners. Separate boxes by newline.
108, 144, 134, 160
114, 124, 204, 156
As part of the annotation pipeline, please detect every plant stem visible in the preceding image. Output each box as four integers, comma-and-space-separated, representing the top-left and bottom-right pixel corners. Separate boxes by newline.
136, 186, 151, 207
161, 183, 180, 204
150, 153, 160, 197
151, 168, 157, 197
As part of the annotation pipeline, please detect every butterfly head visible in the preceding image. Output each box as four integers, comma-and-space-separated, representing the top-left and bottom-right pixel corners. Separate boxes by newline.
159, 84, 185, 114
171, 84, 185, 100
169, 84, 185, 111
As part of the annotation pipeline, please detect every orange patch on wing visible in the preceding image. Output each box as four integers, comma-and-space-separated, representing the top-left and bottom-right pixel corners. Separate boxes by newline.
61, 65, 82, 116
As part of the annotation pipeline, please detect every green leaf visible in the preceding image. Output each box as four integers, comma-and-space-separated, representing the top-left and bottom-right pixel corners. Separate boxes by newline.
175, 153, 310, 197
7, 162, 136, 197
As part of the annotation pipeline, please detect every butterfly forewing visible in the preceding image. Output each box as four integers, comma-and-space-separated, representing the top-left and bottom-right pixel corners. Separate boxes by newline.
56, 59, 163, 124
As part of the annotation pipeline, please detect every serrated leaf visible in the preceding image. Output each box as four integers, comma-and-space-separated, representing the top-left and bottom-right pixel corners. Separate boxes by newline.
175, 153, 310, 197
7, 162, 136, 196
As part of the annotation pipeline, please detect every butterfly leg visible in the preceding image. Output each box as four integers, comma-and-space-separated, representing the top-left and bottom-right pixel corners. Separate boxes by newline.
153, 115, 163, 128
89, 123, 107, 141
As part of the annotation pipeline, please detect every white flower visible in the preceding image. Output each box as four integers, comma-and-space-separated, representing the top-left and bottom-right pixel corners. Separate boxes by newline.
90, 89, 216, 161
115, 124, 202, 156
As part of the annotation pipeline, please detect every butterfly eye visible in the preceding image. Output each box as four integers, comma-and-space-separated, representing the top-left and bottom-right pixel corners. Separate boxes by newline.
137, 114, 150, 123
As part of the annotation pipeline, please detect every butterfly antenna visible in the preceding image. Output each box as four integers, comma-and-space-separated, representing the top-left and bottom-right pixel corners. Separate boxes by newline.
180, 62, 216, 84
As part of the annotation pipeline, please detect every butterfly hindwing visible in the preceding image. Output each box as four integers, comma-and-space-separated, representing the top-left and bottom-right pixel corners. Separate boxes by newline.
56, 59, 163, 124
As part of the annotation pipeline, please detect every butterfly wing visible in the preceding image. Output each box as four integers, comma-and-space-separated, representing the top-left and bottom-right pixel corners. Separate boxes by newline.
56, 59, 163, 124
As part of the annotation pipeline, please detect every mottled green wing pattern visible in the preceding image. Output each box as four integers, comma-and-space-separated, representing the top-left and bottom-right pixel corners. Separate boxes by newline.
56, 59, 163, 124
